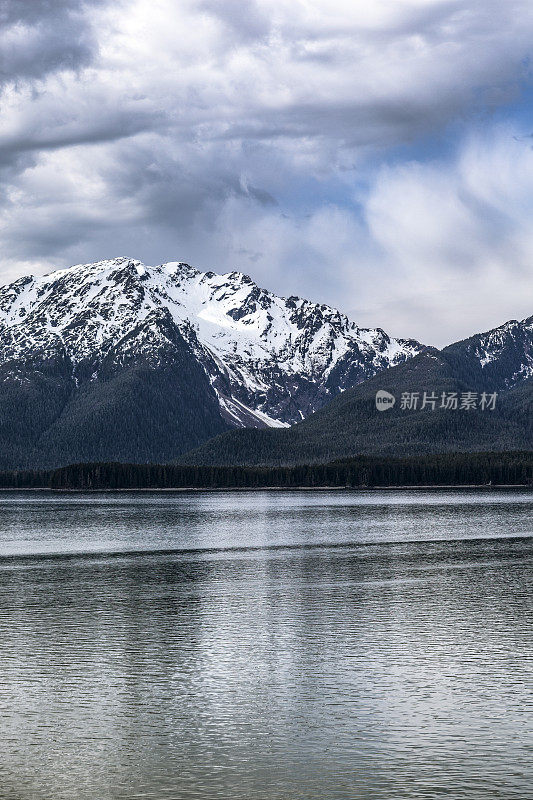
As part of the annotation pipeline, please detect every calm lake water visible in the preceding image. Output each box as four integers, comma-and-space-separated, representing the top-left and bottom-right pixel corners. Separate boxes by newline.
0, 489, 531, 800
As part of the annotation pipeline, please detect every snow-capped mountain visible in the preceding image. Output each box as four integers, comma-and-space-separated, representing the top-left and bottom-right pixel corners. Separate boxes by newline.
0, 257, 423, 428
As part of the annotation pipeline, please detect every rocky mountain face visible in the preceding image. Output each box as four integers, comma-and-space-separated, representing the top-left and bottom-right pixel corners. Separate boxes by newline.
0, 257, 423, 467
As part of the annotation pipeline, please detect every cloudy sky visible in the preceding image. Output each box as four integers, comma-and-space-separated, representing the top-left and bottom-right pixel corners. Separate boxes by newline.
1, 0, 533, 345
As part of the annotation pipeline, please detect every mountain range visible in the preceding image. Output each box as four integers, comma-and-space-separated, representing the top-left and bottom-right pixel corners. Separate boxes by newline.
0, 255, 530, 469
0, 257, 422, 468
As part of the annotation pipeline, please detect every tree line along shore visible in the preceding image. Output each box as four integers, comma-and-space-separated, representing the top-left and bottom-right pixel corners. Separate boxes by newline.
0, 451, 531, 490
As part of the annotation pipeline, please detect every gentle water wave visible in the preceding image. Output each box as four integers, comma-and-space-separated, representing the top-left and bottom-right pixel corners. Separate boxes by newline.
0, 487, 531, 557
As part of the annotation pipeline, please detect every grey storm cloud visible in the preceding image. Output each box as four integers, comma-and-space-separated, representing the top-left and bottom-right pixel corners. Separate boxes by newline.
0, 0, 533, 346
0, 108, 164, 165
0, 0, 109, 86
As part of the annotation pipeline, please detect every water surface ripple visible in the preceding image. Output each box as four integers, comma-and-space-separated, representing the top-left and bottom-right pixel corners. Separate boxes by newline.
0, 489, 531, 799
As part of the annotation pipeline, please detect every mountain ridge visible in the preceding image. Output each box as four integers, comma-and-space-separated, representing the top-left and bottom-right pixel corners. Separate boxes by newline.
0, 256, 423, 429
178, 318, 533, 466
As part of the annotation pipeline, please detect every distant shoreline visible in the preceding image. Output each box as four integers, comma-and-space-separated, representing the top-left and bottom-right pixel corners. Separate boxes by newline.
0, 483, 531, 492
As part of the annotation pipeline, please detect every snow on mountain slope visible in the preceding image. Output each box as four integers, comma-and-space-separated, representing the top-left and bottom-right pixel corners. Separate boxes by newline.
444, 315, 533, 390
0, 257, 424, 426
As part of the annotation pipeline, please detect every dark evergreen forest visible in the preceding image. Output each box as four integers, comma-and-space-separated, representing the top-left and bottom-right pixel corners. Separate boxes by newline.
0, 451, 531, 490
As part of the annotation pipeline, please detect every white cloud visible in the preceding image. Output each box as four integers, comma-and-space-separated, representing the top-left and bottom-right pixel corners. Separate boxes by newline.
356, 128, 533, 343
